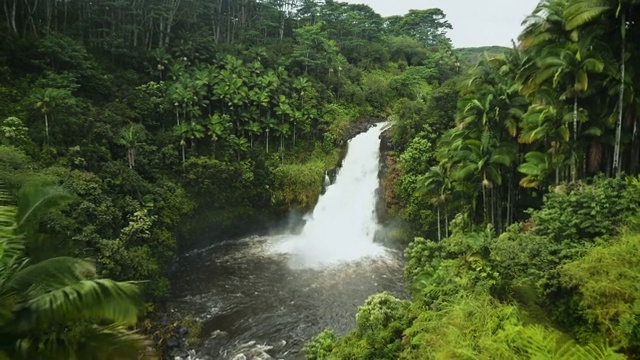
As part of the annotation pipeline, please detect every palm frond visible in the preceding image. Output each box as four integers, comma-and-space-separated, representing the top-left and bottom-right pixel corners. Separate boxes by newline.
8, 257, 95, 294
17, 184, 72, 229
10, 324, 148, 360
565, 2, 611, 30
13, 279, 141, 331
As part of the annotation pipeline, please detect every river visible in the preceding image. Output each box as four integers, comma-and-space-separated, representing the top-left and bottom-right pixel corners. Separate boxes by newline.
170, 123, 406, 359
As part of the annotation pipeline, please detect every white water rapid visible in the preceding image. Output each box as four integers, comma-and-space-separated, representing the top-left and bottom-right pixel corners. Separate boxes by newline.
274, 122, 389, 268
172, 122, 404, 359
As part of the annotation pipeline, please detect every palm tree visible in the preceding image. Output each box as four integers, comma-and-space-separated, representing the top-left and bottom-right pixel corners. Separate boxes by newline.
519, 89, 572, 184
207, 114, 232, 158
417, 165, 453, 240
275, 95, 294, 152
227, 135, 249, 162
117, 124, 146, 169
530, 41, 604, 181
245, 121, 262, 149
458, 51, 528, 139
31, 88, 62, 144
0, 186, 146, 359
565, 0, 640, 174
263, 115, 278, 153
450, 130, 515, 228
518, 151, 557, 188
151, 47, 172, 80
519, 0, 570, 52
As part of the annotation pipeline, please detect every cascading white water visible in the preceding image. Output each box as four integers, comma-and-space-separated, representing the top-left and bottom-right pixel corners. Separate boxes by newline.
274, 123, 389, 268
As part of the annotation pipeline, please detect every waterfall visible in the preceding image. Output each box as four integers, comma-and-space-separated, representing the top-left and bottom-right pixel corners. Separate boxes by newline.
275, 123, 389, 268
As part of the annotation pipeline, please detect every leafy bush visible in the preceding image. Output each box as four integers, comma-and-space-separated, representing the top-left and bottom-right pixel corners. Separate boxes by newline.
530, 176, 640, 243
304, 329, 337, 360
389, 99, 429, 151
562, 233, 640, 349
317, 293, 410, 360
401, 291, 520, 360
271, 160, 325, 209
405, 228, 499, 302
490, 177, 640, 297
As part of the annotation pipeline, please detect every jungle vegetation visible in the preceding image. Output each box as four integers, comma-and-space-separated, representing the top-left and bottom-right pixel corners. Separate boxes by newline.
0, 0, 458, 357
306, 0, 640, 359
4, 0, 640, 357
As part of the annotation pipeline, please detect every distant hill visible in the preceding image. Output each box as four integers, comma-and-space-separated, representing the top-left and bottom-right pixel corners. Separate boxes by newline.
455, 46, 510, 67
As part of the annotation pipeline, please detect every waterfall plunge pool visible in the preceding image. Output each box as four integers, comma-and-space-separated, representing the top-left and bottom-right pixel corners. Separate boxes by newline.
170, 123, 406, 359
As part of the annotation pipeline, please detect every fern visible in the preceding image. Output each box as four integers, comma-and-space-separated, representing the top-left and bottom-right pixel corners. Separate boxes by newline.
515, 325, 624, 360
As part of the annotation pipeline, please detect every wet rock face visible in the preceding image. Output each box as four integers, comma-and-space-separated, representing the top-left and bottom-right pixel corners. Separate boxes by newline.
377, 127, 396, 225
149, 309, 204, 360
341, 117, 386, 143
326, 167, 339, 185
379, 127, 395, 154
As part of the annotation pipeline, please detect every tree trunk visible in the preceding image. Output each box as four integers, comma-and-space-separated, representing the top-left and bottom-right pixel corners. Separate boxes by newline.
572, 94, 578, 182
63, 0, 67, 31
482, 182, 487, 224
506, 172, 512, 227
127, 147, 135, 168
613, 19, 626, 176
4, 0, 12, 34
44, 113, 49, 143
436, 205, 441, 241
165, 0, 180, 48
23, 0, 39, 35
11, 0, 18, 35
159, 17, 164, 48
490, 186, 495, 230
444, 205, 449, 238
280, 134, 284, 162
631, 118, 640, 174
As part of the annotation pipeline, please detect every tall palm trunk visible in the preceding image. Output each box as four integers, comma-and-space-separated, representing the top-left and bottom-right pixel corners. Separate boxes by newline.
280, 134, 284, 162
436, 205, 442, 241
490, 186, 495, 230
127, 147, 136, 168
631, 119, 640, 174
44, 113, 49, 143
572, 94, 578, 182
482, 183, 488, 224
444, 205, 449, 238
613, 15, 626, 175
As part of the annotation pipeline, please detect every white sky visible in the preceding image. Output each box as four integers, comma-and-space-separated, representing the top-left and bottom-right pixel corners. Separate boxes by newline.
340, 0, 540, 48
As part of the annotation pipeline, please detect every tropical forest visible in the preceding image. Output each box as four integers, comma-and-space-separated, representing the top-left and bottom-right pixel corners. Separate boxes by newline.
1, 0, 640, 359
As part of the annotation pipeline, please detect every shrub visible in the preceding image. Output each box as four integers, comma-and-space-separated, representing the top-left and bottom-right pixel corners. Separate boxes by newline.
330, 293, 410, 360
562, 233, 640, 350
304, 329, 337, 360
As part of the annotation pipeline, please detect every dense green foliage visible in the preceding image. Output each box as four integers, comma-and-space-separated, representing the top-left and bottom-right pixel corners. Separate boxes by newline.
307, 177, 639, 359
0, 185, 146, 359
455, 46, 510, 66
306, 0, 640, 359
7, 0, 640, 357
0, 0, 461, 356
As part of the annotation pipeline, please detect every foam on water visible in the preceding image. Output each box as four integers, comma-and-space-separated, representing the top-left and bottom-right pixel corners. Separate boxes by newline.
272, 123, 389, 268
